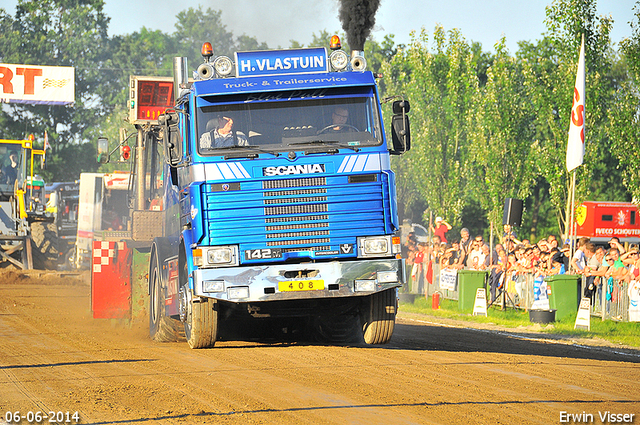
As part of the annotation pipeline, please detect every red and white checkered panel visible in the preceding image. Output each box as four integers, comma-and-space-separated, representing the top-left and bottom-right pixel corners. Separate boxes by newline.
93, 240, 116, 273
91, 240, 131, 319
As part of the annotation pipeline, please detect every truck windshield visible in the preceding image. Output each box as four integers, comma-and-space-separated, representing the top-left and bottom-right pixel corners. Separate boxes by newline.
0, 142, 22, 192
196, 87, 383, 154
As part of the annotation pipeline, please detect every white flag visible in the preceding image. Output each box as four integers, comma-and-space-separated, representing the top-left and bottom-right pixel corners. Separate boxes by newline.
44, 130, 51, 150
566, 36, 585, 172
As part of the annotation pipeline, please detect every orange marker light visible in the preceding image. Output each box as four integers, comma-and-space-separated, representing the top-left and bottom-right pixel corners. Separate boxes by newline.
201, 42, 213, 58
330, 35, 341, 50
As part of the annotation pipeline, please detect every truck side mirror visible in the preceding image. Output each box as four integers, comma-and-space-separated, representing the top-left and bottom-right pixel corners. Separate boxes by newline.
159, 111, 182, 166
97, 137, 109, 163
390, 100, 411, 154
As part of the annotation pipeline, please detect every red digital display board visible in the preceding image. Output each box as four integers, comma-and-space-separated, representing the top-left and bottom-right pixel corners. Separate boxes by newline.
137, 80, 173, 121
129, 76, 174, 124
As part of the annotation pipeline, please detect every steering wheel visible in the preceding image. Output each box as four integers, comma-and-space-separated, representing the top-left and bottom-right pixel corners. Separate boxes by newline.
318, 124, 360, 134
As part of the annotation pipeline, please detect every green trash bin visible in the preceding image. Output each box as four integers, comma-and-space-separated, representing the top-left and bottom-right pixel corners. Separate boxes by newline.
544, 274, 580, 321
458, 270, 488, 311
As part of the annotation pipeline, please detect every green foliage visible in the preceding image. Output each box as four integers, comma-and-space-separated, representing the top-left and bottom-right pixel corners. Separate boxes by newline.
609, 3, 640, 202
383, 0, 635, 240
468, 37, 537, 227
173, 7, 236, 66
0, 0, 637, 233
384, 27, 478, 227
300, 30, 398, 74
532, 0, 621, 237
0, 0, 111, 145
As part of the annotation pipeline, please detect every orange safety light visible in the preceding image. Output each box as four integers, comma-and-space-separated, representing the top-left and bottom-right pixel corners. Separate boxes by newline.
330, 35, 341, 50
201, 42, 214, 59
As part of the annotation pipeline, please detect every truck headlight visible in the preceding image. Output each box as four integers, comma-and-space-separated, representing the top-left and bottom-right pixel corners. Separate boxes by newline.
227, 286, 249, 299
377, 271, 398, 283
355, 279, 376, 292
208, 247, 232, 264
193, 245, 239, 268
213, 56, 233, 76
203, 280, 225, 293
329, 50, 349, 71
357, 236, 392, 258
364, 238, 388, 254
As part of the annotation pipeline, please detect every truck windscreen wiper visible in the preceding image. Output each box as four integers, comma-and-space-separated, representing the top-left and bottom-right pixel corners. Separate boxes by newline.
288, 140, 360, 152
209, 145, 280, 157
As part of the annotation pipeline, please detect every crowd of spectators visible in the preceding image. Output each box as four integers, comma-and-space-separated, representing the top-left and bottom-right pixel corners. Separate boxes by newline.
402, 223, 640, 304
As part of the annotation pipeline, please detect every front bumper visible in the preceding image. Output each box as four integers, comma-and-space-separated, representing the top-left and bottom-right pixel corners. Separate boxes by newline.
193, 258, 405, 302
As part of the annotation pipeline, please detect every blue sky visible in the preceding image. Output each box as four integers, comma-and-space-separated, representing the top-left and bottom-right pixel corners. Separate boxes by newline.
1, 0, 636, 52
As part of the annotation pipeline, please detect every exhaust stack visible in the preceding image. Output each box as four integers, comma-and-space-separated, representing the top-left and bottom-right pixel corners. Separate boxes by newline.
173, 57, 188, 101
350, 50, 367, 72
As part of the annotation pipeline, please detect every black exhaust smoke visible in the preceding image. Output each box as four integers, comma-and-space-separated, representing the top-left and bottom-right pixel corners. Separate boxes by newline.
338, 0, 381, 51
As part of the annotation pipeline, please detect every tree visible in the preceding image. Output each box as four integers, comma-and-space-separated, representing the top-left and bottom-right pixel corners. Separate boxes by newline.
467, 37, 537, 234
0, 0, 111, 147
609, 2, 640, 201
383, 26, 478, 227
173, 6, 268, 71
521, 0, 619, 238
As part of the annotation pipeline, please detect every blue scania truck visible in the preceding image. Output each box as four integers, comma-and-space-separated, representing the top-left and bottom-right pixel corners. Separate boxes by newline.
125, 39, 410, 348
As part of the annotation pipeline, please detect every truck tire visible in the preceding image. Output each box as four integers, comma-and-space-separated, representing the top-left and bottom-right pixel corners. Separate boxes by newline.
180, 251, 218, 349
30, 221, 60, 270
360, 288, 397, 345
184, 295, 218, 349
149, 253, 179, 342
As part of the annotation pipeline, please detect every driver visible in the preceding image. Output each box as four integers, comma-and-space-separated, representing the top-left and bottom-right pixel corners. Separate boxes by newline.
1, 152, 19, 185
323, 107, 354, 133
200, 114, 248, 149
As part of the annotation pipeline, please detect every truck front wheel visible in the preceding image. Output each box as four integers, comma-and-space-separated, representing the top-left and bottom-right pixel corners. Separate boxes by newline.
183, 295, 218, 349
180, 256, 217, 349
149, 253, 179, 342
360, 288, 397, 344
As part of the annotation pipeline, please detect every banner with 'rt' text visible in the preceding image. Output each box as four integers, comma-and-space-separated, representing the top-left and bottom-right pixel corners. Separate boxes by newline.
0, 63, 74, 105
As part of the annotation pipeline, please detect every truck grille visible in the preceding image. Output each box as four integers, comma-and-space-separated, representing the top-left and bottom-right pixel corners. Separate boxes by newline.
265, 204, 328, 215
202, 173, 388, 258
263, 177, 326, 189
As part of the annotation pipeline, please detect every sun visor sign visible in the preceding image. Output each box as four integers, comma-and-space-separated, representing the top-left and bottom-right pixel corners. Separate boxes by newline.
235, 48, 328, 78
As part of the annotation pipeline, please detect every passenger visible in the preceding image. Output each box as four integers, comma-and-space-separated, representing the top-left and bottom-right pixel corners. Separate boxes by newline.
200, 115, 248, 149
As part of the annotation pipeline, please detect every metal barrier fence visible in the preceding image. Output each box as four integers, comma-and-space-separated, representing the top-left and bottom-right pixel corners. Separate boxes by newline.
582, 276, 635, 322
412, 262, 639, 323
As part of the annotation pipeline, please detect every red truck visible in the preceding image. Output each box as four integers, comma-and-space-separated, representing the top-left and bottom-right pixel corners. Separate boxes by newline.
575, 201, 640, 244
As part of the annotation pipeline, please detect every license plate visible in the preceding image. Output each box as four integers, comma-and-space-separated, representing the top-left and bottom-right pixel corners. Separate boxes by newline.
278, 279, 324, 292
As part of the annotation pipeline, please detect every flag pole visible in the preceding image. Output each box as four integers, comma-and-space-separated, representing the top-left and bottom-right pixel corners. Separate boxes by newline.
566, 34, 585, 271
568, 170, 577, 272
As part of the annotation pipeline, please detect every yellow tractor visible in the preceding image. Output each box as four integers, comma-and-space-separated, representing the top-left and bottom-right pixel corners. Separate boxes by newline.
0, 137, 57, 269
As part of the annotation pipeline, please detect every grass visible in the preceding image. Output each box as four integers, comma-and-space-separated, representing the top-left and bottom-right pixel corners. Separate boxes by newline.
399, 295, 640, 348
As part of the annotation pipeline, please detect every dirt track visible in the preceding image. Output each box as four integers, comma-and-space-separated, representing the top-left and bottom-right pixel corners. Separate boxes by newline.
0, 270, 639, 425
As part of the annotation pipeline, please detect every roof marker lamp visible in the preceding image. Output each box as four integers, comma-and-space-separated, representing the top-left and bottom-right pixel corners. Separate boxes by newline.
213, 56, 233, 77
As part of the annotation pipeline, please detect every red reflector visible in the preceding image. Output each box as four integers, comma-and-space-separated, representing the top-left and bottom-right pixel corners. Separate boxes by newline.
121, 145, 131, 160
